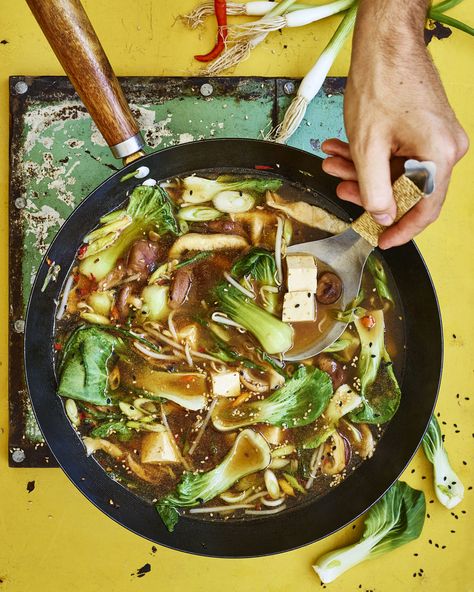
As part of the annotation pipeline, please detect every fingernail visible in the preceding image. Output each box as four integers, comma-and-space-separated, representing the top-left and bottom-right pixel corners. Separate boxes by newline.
372, 214, 393, 226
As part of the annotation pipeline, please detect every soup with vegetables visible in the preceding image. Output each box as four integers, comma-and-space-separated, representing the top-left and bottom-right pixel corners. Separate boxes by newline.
55, 170, 404, 532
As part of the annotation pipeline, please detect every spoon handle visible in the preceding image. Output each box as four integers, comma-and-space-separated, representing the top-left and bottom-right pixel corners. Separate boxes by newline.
351, 175, 425, 247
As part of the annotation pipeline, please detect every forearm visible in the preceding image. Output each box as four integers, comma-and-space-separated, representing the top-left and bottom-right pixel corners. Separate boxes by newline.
352, 0, 430, 67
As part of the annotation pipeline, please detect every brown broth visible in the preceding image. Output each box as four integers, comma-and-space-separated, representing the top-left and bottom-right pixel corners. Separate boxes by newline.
55, 172, 406, 521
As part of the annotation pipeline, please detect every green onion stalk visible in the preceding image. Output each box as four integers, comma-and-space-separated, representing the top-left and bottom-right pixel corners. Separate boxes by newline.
273, 4, 358, 143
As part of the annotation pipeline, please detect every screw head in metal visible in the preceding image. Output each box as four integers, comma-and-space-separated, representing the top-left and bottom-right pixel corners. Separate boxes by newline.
15, 197, 26, 209
200, 83, 214, 97
14, 81, 28, 95
283, 81, 296, 95
14, 319, 25, 333
12, 449, 26, 463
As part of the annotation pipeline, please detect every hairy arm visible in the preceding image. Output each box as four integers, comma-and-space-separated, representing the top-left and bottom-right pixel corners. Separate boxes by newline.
322, 0, 468, 248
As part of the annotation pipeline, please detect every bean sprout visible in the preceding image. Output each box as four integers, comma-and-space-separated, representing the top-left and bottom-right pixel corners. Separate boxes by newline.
245, 504, 287, 516
133, 341, 180, 361
161, 404, 191, 471
317, 312, 328, 333
168, 310, 178, 341
184, 341, 194, 367
188, 398, 218, 456
188, 503, 254, 514
211, 312, 246, 331
261, 496, 286, 507
305, 444, 324, 490
275, 216, 284, 284
224, 271, 255, 299
56, 274, 75, 320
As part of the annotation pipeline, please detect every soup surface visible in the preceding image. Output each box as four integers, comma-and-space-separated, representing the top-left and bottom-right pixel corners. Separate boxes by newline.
54, 169, 404, 531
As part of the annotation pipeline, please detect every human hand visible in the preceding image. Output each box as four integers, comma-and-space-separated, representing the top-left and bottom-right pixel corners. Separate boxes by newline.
321, 0, 468, 249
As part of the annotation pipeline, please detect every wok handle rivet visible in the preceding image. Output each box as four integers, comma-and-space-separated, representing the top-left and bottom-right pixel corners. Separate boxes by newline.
14, 319, 25, 333
14, 80, 29, 95
15, 197, 26, 209
11, 449, 26, 463
200, 83, 214, 97
283, 81, 296, 96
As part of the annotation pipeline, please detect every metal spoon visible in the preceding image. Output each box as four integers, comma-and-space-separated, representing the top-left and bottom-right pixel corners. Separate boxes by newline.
283, 159, 436, 361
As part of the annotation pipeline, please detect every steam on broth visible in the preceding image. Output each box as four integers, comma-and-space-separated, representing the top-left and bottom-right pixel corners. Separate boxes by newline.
54, 170, 404, 531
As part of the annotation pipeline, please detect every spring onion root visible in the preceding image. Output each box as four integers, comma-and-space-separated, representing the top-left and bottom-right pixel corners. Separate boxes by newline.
273, 4, 357, 143
203, 0, 298, 74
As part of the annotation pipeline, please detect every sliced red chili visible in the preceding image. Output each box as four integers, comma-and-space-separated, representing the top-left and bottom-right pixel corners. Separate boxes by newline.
361, 314, 376, 329
194, 0, 227, 62
254, 165, 274, 170
54, 342, 62, 351
78, 244, 88, 258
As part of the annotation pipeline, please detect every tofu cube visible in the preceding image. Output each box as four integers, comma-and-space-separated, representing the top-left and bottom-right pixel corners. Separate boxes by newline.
282, 291, 316, 323
211, 371, 241, 398
286, 254, 317, 293
141, 431, 180, 464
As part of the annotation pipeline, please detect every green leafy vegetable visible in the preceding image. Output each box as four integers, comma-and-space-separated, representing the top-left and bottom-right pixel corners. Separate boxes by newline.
334, 290, 366, 323
156, 429, 271, 531
58, 327, 119, 405
303, 384, 362, 449
181, 175, 283, 204
349, 310, 401, 424
90, 420, 132, 441
175, 251, 212, 269
212, 365, 333, 431
313, 481, 426, 584
214, 282, 293, 354
79, 185, 179, 280
422, 415, 464, 509
367, 255, 393, 303
231, 247, 279, 314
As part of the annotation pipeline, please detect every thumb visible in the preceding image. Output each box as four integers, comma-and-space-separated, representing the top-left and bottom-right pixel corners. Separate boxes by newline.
352, 144, 397, 226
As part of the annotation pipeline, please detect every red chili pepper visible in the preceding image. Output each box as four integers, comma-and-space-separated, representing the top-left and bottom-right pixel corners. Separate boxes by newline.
54, 342, 62, 351
361, 314, 376, 329
194, 0, 227, 62
255, 165, 274, 170
78, 244, 88, 258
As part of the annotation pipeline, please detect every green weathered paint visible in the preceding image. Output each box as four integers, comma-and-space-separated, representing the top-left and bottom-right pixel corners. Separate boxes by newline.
9, 75, 346, 466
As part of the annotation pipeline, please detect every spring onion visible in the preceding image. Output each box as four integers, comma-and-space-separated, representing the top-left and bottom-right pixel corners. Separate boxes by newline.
274, 4, 357, 143
229, 0, 354, 40
181, 1, 313, 29
178, 205, 223, 221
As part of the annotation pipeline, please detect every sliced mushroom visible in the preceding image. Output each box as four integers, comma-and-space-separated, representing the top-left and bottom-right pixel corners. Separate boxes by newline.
338, 419, 375, 460
230, 211, 277, 245
356, 424, 375, 459
169, 233, 248, 259
266, 191, 348, 234
169, 267, 193, 309
316, 354, 345, 389
127, 239, 161, 277
191, 218, 249, 239
316, 272, 343, 304
321, 432, 346, 475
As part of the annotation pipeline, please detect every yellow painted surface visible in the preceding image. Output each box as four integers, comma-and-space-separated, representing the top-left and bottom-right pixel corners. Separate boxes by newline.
0, 1, 473, 590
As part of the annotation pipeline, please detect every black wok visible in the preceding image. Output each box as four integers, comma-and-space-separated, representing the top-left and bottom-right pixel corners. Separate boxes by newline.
23, 0, 442, 558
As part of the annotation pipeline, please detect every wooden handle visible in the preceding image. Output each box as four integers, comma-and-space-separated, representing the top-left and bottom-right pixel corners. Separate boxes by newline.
351, 175, 424, 247
26, 0, 144, 159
